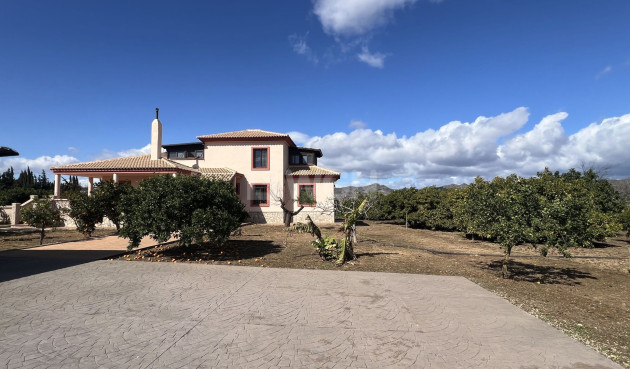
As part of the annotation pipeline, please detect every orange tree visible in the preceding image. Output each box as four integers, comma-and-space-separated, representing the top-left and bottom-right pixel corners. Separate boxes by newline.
118, 175, 247, 250
21, 198, 64, 245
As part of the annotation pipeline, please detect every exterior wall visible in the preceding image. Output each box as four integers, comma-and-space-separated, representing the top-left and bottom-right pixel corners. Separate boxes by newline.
200, 141, 289, 221
1, 205, 13, 225
287, 176, 336, 223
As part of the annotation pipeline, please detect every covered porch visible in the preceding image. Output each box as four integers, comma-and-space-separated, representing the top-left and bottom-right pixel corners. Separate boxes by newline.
50, 154, 199, 198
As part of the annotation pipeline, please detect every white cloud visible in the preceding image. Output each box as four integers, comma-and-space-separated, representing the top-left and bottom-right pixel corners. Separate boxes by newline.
289, 33, 319, 64
595, 65, 612, 79
0, 155, 78, 176
67, 146, 79, 154
313, 0, 419, 37
307, 0, 425, 68
294, 107, 630, 188
96, 143, 151, 160
349, 120, 367, 129
287, 131, 311, 146
357, 46, 387, 68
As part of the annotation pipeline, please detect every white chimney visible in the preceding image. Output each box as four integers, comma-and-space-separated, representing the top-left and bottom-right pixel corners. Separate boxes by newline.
151, 108, 162, 160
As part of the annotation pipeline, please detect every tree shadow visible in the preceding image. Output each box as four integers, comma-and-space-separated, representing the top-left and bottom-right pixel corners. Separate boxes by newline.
356, 252, 399, 258
140, 240, 283, 262
481, 260, 597, 285
0, 249, 124, 283
592, 240, 622, 249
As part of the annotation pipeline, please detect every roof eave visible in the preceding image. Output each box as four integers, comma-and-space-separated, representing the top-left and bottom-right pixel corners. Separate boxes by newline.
196, 136, 296, 147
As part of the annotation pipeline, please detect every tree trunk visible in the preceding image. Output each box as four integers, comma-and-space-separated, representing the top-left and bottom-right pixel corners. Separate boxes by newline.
280, 202, 304, 227
502, 252, 510, 279
344, 231, 356, 261
283, 212, 292, 227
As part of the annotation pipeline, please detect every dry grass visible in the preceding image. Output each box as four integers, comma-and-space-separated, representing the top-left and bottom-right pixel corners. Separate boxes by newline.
0, 227, 117, 251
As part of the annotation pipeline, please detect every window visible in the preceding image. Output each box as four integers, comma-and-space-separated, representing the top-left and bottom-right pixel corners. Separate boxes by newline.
290, 153, 302, 165
167, 149, 203, 159
252, 147, 269, 170
298, 184, 316, 206
251, 184, 269, 206
236, 182, 241, 195
302, 153, 314, 164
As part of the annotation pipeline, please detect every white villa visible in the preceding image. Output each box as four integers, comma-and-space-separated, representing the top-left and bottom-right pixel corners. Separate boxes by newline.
50, 111, 340, 223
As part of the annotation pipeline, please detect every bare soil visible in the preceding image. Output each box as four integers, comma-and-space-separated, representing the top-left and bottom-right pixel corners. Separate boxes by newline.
116, 221, 628, 368
0, 228, 117, 251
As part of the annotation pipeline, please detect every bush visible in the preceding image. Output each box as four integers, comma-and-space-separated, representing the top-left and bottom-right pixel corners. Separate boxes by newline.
0, 188, 51, 206
119, 175, 248, 249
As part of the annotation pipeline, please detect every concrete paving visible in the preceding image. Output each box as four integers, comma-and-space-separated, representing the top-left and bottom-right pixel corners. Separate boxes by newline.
0, 235, 167, 282
0, 259, 623, 369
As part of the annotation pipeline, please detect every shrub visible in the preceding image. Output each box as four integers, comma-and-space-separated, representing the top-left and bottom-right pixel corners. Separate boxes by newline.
119, 175, 248, 249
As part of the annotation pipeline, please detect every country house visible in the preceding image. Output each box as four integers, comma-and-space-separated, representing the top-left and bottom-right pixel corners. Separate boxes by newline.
50, 111, 340, 223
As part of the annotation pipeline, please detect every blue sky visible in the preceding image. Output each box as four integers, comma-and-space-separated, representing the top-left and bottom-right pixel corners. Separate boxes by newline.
1, 0, 629, 187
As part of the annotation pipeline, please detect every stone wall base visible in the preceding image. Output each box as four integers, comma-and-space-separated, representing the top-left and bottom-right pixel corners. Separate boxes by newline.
248, 210, 335, 224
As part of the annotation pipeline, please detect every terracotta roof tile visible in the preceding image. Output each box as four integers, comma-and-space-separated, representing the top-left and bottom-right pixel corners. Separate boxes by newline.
51, 155, 196, 173
286, 165, 341, 177
197, 129, 289, 140
198, 167, 237, 181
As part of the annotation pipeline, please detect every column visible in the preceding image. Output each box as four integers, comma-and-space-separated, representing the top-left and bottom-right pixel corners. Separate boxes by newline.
54, 174, 61, 198
87, 177, 94, 196
112, 173, 118, 183
10, 203, 20, 226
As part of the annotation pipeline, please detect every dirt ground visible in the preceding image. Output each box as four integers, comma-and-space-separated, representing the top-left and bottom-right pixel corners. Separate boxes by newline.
102, 221, 630, 368
0, 228, 117, 251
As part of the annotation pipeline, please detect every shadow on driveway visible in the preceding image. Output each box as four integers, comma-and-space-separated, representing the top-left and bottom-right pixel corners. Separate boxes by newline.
0, 249, 123, 283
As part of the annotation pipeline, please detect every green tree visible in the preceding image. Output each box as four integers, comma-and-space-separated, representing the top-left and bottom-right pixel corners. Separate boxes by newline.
61, 175, 82, 195
92, 180, 133, 233
21, 198, 64, 245
68, 192, 103, 237
406, 186, 461, 231
0, 167, 15, 190
119, 175, 247, 249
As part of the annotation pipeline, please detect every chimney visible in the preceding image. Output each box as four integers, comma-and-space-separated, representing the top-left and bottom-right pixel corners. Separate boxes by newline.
151, 108, 162, 160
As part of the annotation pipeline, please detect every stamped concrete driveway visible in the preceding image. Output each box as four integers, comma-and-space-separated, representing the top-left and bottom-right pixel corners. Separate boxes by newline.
0, 235, 167, 283
0, 258, 623, 369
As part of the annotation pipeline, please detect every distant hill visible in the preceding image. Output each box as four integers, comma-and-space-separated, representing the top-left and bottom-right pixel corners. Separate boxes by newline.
608, 178, 630, 201
335, 183, 393, 198
335, 182, 470, 198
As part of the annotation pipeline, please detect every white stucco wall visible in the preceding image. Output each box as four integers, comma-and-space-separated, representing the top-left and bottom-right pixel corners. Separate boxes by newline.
202, 141, 288, 222
287, 176, 336, 223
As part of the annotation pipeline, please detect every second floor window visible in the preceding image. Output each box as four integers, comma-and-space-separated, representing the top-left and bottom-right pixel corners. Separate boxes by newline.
252, 148, 269, 169
290, 153, 301, 165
